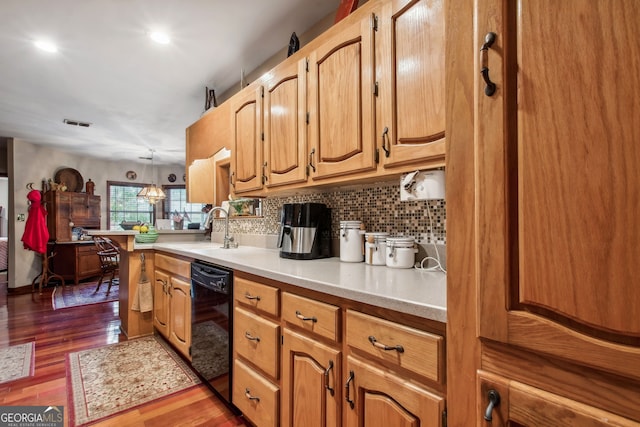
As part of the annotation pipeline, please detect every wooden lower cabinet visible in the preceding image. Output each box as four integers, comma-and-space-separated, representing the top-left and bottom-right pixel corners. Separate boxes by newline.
232, 272, 446, 427
168, 276, 191, 358
48, 242, 101, 286
152, 269, 171, 338
234, 306, 280, 379
281, 328, 341, 427
478, 371, 640, 427
153, 252, 192, 360
233, 358, 280, 427
346, 356, 445, 427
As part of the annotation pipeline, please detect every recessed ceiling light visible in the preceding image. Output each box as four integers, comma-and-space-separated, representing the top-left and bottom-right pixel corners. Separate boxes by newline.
149, 31, 170, 44
34, 39, 58, 53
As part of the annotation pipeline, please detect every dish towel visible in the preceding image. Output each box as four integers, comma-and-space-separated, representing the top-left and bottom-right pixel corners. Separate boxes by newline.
131, 281, 153, 313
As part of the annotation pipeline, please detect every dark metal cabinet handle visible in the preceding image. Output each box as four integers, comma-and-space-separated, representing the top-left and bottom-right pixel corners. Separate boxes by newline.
244, 292, 261, 301
308, 148, 316, 173
480, 32, 497, 96
245, 388, 260, 402
262, 162, 268, 184
381, 127, 390, 157
244, 331, 260, 342
345, 370, 355, 409
368, 335, 404, 353
230, 171, 235, 188
324, 360, 335, 395
295, 310, 318, 323
484, 389, 501, 421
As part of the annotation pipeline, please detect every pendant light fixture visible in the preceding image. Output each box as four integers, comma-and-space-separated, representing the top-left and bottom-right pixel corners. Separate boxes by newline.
137, 150, 166, 204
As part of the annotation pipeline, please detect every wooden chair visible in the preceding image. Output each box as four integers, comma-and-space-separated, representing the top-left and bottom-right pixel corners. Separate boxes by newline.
93, 236, 120, 294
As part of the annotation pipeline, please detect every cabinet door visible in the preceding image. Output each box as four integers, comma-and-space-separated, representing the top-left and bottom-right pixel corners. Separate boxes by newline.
307, 10, 377, 181
478, 371, 639, 427
186, 102, 231, 202
153, 269, 171, 338
231, 83, 263, 194
77, 245, 101, 278
263, 57, 308, 188
345, 356, 445, 427
281, 328, 341, 427
170, 276, 192, 359
49, 191, 72, 241
187, 157, 215, 204
476, 0, 640, 379
87, 195, 100, 226
377, 0, 445, 168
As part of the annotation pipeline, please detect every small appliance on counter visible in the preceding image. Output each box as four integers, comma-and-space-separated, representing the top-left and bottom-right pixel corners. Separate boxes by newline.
278, 203, 331, 260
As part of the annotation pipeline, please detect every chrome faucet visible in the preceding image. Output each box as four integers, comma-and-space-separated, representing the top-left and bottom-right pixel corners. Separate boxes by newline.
208, 207, 235, 249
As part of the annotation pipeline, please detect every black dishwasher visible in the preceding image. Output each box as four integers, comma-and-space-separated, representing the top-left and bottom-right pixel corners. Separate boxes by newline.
190, 261, 235, 410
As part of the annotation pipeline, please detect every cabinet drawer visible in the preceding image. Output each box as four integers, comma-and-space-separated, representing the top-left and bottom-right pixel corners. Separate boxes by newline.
234, 277, 279, 317
281, 292, 340, 342
155, 253, 191, 278
77, 244, 98, 255
233, 359, 279, 427
234, 306, 280, 379
346, 309, 444, 384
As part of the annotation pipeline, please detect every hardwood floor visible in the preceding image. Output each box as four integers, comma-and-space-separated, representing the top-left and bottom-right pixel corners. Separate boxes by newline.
0, 283, 248, 427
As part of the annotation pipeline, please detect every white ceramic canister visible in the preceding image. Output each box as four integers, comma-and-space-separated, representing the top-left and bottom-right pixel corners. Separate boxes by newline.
364, 232, 389, 266
385, 237, 418, 269
340, 220, 365, 262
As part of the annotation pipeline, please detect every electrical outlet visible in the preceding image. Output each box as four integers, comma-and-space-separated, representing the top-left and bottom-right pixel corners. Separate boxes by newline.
17, 213, 25, 221
400, 170, 445, 201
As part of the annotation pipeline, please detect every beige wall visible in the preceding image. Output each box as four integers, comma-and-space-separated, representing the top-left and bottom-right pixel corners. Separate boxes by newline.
9, 139, 184, 289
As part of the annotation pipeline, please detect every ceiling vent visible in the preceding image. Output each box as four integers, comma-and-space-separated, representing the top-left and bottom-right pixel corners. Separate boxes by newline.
63, 118, 92, 127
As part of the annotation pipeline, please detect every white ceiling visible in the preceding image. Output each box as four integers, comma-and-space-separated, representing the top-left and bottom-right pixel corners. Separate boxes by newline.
0, 0, 340, 165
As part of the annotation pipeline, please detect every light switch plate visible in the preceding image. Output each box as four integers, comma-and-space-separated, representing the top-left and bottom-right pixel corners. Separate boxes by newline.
400, 170, 445, 201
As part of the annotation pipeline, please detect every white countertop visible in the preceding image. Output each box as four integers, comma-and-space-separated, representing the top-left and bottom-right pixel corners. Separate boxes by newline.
145, 241, 447, 323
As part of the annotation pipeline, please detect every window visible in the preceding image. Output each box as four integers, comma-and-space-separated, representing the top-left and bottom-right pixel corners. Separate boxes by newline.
106, 181, 155, 229
161, 185, 207, 227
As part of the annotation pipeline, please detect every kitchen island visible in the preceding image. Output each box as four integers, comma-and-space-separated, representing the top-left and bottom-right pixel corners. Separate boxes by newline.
86, 229, 207, 338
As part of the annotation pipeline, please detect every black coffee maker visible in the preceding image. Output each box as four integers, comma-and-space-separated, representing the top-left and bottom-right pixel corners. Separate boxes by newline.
278, 203, 331, 260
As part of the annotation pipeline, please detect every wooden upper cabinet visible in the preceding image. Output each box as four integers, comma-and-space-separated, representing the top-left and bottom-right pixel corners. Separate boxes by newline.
377, 0, 445, 169
186, 102, 231, 203
307, 8, 377, 181
476, 0, 640, 379
187, 157, 214, 204
263, 58, 308, 188
186, 102, 231, 167
231, 83, 264, 194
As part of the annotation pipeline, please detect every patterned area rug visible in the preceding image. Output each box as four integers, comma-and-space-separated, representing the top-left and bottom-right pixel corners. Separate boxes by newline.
52, 279, 119, 310
67, 335, 201, 426
0, 342, 35, 385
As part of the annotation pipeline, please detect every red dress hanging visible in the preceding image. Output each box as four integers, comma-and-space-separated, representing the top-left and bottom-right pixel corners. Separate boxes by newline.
21, 189, 49, 254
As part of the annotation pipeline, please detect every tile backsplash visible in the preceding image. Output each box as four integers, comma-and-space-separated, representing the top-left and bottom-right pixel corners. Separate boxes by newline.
213, 180, 446, 244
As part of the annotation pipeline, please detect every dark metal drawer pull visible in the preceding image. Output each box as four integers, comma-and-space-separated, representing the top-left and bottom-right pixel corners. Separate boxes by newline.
368, 335, 404, 353
245, 388, 260, 402
295, 310, 318, 323
244, 292, 261, 301
244, 331, 260, 342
